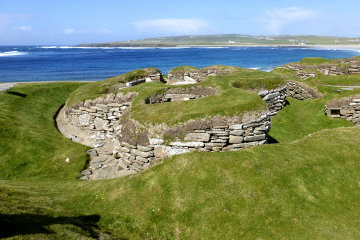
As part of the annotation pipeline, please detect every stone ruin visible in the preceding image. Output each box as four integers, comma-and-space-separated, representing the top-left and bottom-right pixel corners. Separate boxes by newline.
145, 86, 219, 104
57, 67, 322, 180
277, 57, 360, 79
167, 65, 241, 85
325, 94, 360, 124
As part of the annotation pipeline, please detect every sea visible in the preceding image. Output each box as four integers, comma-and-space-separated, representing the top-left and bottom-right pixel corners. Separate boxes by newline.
0, 45, 359, 82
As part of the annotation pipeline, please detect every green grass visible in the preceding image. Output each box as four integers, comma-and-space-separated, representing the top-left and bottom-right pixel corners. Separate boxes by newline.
168, 65, 199, 73
2, 71, 360, 239
298, 57, 334, 65
0, 83, 89, 180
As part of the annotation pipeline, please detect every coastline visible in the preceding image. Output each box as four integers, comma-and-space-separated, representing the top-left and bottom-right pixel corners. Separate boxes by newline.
71, 44, 360, 50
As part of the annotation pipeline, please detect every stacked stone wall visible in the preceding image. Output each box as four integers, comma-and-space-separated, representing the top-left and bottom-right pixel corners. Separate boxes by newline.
286, 81, 320, 100
61, 85, 287, 180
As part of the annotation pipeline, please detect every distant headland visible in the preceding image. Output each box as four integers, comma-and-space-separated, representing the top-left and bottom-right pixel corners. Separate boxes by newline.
76, 34, 360, 48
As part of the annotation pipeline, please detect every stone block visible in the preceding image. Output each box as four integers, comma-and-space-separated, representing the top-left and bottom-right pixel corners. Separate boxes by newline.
230, 130, 245, 136
154, 146, 171, 158
137, 145, 153, 152
244, 134, 266, 142
130, 149, 151, 158
170, 141, 204, 148
184, 133, 210, 142
340, 109, 354, 115
78, 114, 90, 126
149, 138, 164, 145
94, 117, 108, 130
229, 135, 244, 144
229, 124, 243, 130
205, 142, 226, 148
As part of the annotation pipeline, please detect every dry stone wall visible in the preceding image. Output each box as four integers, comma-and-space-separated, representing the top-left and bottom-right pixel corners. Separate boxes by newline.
258, 86, 287, 116
325, 95, 360, 124
286, 81, 320, 100
60, 86, 287, 180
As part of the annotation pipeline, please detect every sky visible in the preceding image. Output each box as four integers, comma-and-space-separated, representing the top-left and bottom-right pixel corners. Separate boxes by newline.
1, 0, 360, 45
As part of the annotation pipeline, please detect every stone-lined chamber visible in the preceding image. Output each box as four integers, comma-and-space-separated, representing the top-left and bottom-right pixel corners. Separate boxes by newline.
145, 86, 219, 104
59, 85, 288, 180
325, 94, 360, 124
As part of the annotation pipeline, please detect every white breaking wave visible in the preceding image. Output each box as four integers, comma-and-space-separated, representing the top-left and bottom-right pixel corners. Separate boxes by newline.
39, 46, 57, 49
0, 51, 27, 57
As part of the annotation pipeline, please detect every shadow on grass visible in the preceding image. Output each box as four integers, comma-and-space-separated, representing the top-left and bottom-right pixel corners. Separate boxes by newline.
267, 135, 279, 144
5, 90, 27, 98
0, 213, 104, 239
53, 104, 64, 133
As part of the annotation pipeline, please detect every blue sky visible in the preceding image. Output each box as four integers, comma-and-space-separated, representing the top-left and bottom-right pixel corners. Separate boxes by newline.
1, 0, 360, 45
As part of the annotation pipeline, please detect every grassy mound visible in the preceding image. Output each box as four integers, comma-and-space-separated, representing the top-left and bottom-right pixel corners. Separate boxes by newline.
67, 67, 286, 126
66, 68, 161, 107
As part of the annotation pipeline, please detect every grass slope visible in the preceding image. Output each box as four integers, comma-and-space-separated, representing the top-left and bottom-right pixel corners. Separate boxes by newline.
1, 75, 360, 239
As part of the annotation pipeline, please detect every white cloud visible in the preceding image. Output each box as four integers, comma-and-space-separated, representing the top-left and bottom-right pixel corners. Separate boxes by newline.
133, 18, 209, 35
64, 28, 75, 34
259, 7, 315, 34
64, 28, 112, 35
12, 25, 32, 31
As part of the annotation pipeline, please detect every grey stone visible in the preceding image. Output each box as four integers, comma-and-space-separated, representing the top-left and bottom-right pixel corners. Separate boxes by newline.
205, 142, 226, 148
229, 135, 244, 144
170, 141, 204, 148
229, 124, 243, 130
87, 149, 98, 156
94, 117, 108, 130
121, 142, 136, 149
78, 114, 90, 126
149, 138, 164, 145
258, 90, 268, 97
154, 146, 171, 158
244, 134, 266, 142
184, 133, 210, 142
136, 156, 149, 163
169, 148, 190, 156
92, 156, 108, 163
130, 149, 151, 158
93, 142, 105, 148
230, 130, 245, 136
137, 145, 153, 152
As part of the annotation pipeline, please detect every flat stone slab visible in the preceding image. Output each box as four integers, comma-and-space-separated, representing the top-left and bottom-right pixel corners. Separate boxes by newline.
0, 83, 16, 91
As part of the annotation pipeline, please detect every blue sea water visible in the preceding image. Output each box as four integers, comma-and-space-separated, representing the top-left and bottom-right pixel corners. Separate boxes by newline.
0, 45, 359, 82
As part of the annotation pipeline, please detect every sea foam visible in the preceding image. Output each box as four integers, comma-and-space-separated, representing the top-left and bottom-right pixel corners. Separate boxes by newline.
0, 51, 27, 57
